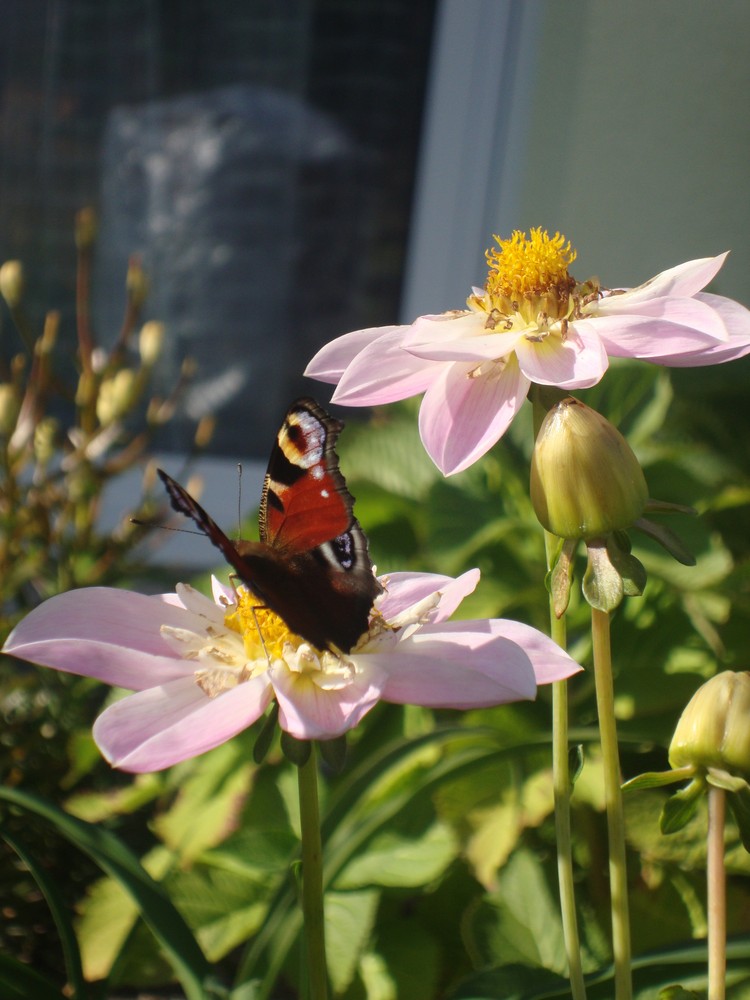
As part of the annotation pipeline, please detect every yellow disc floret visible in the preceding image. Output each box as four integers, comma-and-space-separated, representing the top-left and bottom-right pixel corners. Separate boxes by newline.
224, 587, 305, 660
485, 228, 577, 300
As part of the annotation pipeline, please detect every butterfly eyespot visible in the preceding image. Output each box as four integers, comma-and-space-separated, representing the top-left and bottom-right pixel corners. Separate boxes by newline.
320, 489, 330, 499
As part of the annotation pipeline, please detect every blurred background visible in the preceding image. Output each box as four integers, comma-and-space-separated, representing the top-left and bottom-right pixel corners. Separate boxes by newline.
3, 4, 750, 995
2, 0, 748, 459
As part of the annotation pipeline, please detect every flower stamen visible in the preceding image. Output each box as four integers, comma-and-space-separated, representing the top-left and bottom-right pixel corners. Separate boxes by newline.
485, 228, 577, 300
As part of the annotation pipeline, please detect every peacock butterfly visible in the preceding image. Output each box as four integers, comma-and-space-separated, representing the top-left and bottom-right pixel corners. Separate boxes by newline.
158, 397, 382, 653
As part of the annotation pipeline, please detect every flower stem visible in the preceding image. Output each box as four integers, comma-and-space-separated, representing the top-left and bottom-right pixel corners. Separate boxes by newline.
544, 538, 587, 1000
707, 784, 727, 1000
297, 746, 328, 1000
534, 389, 587, 1000
591, 607, 631, 1000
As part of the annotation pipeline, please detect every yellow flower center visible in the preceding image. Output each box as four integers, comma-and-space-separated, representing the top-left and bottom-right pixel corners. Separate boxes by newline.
485, 228, 577, 300
223, 587, 305, 660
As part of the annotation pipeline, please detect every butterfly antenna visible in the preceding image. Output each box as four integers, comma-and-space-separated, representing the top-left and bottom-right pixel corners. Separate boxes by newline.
129, 517, 206, 537
251, 605, 272, 666
237, 462, 243, 540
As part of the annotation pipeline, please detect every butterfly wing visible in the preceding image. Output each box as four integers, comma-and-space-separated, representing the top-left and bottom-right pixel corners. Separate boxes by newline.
157, 469, 260, 579
157, 398, 382, 653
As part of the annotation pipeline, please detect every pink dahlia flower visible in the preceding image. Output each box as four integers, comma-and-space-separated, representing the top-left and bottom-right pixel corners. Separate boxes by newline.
3, 570, 580, 772
306, 230, 750, 475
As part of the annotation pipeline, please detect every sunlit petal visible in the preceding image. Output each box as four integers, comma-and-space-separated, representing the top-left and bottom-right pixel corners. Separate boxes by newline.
331, 326, 442, 406
418, 358, 529, 476
4, 588, 196, 690
93, 675, 273, 772
305, 326, 402, 383
516, 324, 608, 388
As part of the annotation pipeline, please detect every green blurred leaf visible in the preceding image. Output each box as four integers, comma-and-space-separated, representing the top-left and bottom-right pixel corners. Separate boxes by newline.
0, 786, 216, 1000
325, 889, 380, 994
0, 952, 68, 1000
1, 832, 86, 999
335, 820, 458, 890
661, 781, 704, 835
154, 738, 254, 862
467, 849, 567, 975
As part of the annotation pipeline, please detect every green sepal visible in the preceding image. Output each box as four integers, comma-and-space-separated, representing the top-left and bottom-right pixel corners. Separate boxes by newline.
634, 516, 696, 567
281, 732, 312, 767
706, 767, 749, 794
253, 702, 279, 764
569, 744, 584, 788
318, 735, 348, 773
583, 540, 623, 612
727, 783, 750, 853
660, 777, 704, 835
622, 766, 695, 792
607, 534, 647, 596
550, 538, 576, 618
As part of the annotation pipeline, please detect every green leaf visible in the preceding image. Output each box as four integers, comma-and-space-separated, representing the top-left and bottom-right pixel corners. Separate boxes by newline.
446, 963, 569, 1000
1, 830, 87, 1000
154, 738, 254, 862
468, 849, 567, 975
363, 917, 442, 1000
0, 786, 217, 1000
325, 889, 380, 994
334, 820, 458, 890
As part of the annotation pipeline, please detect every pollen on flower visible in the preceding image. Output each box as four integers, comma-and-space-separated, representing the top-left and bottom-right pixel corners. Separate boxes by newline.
224, 587, 305, 660
485, 228, 577, 300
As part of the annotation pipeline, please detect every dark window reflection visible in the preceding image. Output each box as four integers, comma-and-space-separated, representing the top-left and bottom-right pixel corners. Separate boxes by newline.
0, 0, 436, 454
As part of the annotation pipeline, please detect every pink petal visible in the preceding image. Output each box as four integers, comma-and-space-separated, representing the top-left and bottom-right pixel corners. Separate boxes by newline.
404, 312, 522, 362
377, 620, 538, 707
4, 589, 197, 689
270, 662, 387, 740
418, 358, 529, 475
93, 675, 273, 772
647, 294, 750, 366
329, 326, 442, 406
515, 324, 608, 389
593, 294, 727, 341
489, 619, 584, 685
601, 253, 728, 304
581, 313, 727, 360
378, 569, 480, 623
305, 326, 400, 383
378, 619, 580, 708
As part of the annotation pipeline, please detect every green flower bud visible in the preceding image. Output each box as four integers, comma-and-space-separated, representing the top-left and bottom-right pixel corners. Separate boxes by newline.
669, 671, 750, 779
126, 256, 149, 308
96, 369, 137, 426
138, 321, 165, 367
0, 383, 20, 436
34, 417, 58, 465
530, 397, 648, 540
0, 260, 24, 309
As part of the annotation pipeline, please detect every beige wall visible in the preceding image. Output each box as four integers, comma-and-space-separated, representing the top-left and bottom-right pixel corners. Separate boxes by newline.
518, 0, 750, 300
